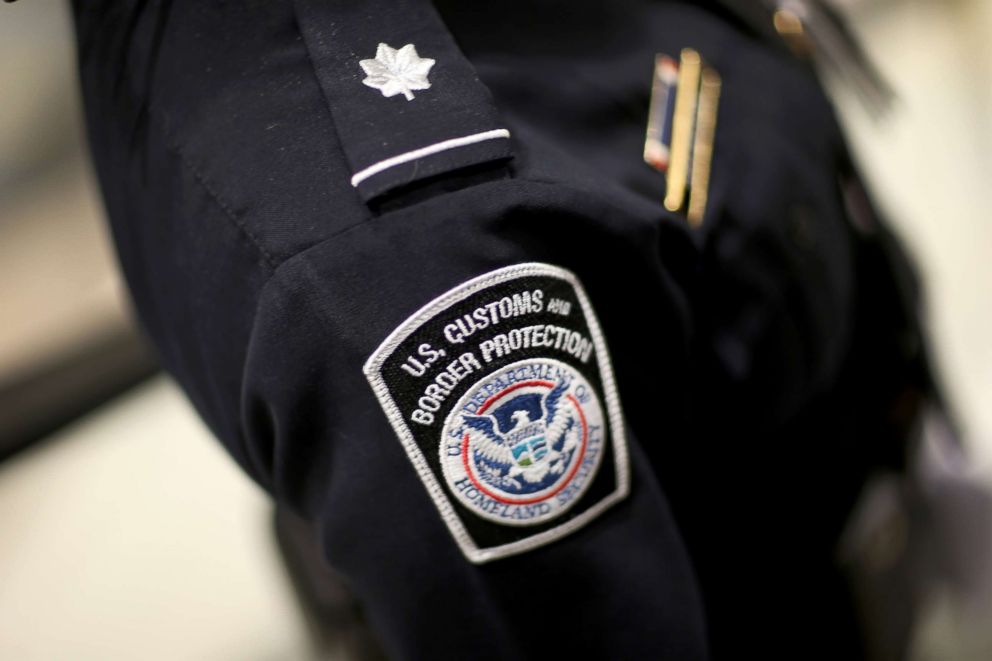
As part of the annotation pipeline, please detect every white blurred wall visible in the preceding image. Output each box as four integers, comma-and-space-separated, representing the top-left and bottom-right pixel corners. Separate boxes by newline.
835, 0, 992, 470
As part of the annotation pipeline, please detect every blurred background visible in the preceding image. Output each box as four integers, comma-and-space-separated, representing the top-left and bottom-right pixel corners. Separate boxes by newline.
0, 0, 989, 659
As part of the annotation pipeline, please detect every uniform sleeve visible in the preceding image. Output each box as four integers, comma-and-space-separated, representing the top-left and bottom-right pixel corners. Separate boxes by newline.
239, 181, 709, 659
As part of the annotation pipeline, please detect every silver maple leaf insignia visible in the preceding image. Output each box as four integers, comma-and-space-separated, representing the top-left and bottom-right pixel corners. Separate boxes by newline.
359, 43, 435, 101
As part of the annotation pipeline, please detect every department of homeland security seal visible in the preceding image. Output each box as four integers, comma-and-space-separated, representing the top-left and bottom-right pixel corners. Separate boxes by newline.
441, 358, 605, 526
363, 263, 629, 563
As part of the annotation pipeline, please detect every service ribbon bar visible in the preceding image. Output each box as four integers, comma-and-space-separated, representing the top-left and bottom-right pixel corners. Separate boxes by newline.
644, 48, 721, 228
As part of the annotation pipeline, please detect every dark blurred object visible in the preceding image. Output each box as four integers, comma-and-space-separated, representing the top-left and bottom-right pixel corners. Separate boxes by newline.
0, 0, 159, 460
840, 407, 992, 661
766, 0, 894, 116
0, 324, 158, 462
274, 508, 388, 661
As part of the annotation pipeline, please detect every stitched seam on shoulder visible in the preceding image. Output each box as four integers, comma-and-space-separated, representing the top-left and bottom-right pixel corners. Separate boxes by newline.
258, 174, 648, 294
150, 110, 279, 486
156, 110, 279, 272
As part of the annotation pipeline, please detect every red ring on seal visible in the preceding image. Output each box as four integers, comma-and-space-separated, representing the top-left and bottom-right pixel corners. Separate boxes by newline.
461, 380, 588, 505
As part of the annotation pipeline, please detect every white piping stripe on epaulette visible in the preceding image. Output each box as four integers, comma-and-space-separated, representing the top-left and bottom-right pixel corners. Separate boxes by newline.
350, 128, 511, 187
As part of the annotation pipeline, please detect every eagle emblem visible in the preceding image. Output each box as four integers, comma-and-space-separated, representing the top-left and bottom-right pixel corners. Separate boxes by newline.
460, 379, 583, 495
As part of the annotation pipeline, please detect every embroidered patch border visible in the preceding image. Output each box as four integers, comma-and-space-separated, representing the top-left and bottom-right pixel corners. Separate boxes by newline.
363, 263, 630, 563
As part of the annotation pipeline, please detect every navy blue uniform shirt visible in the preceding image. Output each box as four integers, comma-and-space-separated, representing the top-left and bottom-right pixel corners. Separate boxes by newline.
73, 1, 931, 658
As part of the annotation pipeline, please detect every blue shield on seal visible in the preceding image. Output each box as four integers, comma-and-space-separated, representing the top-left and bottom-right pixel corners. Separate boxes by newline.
508, 425, 548, 467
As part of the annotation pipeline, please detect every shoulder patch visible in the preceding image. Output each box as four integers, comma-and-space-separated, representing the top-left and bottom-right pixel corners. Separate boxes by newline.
363, 263, 630, 563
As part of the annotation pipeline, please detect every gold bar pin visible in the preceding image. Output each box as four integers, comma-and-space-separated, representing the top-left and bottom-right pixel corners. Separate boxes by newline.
686, 68, 721, 227
664, 48, 701, 214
